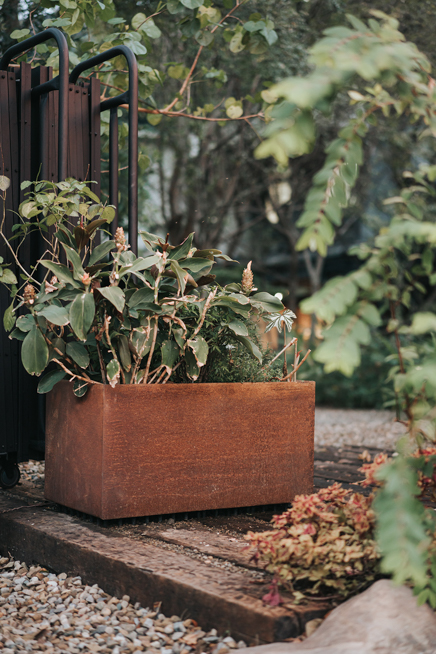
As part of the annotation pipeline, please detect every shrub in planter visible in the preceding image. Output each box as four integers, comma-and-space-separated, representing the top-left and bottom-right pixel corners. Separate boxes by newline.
246, 483, 379, 597
1, 178, 315, 519
2, 178, 295, 392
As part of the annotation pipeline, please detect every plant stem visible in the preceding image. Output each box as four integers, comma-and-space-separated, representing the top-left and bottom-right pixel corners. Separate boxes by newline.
52, 358, 99, 385
143, 317, 159, 384
96, 340, 107, 384
103, 313, 122, 382
282, 323, 288, 379
282, 349, 311, 382
293, 339, 299, 382
265, 337, 297, 368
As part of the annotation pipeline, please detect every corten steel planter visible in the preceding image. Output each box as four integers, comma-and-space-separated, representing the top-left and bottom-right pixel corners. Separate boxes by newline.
45, 380, 315, 520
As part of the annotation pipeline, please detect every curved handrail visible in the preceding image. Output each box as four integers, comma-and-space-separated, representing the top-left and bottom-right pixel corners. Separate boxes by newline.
0, 28, 69, 181
70, 46, 138, 252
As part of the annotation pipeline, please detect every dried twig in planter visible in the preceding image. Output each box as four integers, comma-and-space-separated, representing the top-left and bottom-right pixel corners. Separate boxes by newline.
281, 349, 311, 382
265, 338, 297, 369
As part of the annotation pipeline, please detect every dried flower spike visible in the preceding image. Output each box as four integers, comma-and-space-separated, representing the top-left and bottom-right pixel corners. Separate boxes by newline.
23, 283, 36, 305
45, 276, 58, 294
115, 227, 129, 252
242, 261, 254, 294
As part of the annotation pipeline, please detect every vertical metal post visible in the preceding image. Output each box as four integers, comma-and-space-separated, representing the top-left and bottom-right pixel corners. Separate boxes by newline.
39, 94, 48, 179
70, 46, 139, 253
109, 107, 119, 234
128, 57, 138, 254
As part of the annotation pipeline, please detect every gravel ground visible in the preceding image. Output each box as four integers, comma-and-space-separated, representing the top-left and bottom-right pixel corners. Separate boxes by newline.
314, 407, 406, 450
0, 557, 250, 654
4, 408, 401, 651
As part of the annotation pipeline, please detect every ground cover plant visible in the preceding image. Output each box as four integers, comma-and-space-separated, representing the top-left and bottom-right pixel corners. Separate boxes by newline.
0, 177, 308, 395
246, 483, 379, 599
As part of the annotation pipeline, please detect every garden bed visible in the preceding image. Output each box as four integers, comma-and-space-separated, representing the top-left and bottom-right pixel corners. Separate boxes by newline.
0, 441, 395, 644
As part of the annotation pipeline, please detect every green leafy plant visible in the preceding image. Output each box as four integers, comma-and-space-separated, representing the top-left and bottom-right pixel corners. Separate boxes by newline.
246, 483, 379, 598
1, 178, 304, 396
255, 10, 436, 603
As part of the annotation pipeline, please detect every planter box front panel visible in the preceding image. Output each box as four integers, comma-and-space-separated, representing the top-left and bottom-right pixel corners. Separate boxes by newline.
45, 381, 315, 520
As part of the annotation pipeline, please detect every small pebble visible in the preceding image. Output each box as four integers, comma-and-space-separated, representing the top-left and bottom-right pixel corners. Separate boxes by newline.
0, 556, 252, 654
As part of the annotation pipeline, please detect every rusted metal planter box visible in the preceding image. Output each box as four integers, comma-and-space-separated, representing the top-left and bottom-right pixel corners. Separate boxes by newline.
45, 381, 315, 520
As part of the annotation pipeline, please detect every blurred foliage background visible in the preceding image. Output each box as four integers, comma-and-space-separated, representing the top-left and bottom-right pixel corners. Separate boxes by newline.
2, 0, 436, 407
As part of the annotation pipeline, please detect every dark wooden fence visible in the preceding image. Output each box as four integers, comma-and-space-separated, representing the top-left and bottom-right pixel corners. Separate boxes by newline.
0, 29, 138, 482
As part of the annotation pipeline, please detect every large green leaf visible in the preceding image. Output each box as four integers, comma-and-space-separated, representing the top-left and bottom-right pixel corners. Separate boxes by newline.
119, 254, 161, 276
130, 328, 152, 357
56, 224, 75, 248
161, 340, 179, 369
180, 0, 204, 8
106, 358, 120, 387
232, 334, 262, 362
3, 301, 15, 332
118, 334, 131, 372
181, 258, 212, 273
170, 260, 189, 294
250, 292, 284, 313
0, 268, 18, 285
187, 335, 208, 367
9, 327, 26, 341
100, 206, 116, 224
37, 369, 66, 394
88, 240, 116, 266
184, 348, 200, 381
61, 243, 85, 280
168, 233, 194, 260
41, 261, 81, 289
16, 314, 36, 332
73, 379, 89, 397
128, 287, 155, 308
66, 341, 90, 368
172, 326, 186, 349
228, 318, 248, 337
21, 326, 49, 375
410, 312, 436, 335
69, 293, 95, 341
38, 305, 70, 326
211, 297, 251, 318
98, 286, 125, 312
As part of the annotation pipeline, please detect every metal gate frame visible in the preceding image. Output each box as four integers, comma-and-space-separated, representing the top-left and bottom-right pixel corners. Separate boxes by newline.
0, 28, 139, 482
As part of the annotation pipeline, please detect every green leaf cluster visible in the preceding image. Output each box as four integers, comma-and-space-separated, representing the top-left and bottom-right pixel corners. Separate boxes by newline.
256, 11, 434, 256
3, 179, 286, 395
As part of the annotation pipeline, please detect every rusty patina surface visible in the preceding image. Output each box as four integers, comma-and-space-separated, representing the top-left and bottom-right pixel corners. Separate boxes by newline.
45, 381, 315, 520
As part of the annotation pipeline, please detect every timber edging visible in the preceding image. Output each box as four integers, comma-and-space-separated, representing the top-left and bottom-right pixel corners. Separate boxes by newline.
0, 494, 331, 644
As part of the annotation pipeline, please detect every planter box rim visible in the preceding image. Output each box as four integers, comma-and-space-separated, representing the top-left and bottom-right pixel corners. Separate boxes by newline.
56, 379, 315, 391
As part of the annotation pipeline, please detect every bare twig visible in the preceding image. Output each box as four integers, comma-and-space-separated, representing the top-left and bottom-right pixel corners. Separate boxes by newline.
96, 340, 107, 384
188, 289, 217, 342
264, 337, 297, 368
120, 104, 263, 123
52, 358, 99, 386
281, 349, 311, 382
293, 340, 299, 381
142, 317, 159, 384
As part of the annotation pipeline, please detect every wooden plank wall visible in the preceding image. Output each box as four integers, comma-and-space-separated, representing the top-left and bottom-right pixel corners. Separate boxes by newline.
0, 64, 102, 461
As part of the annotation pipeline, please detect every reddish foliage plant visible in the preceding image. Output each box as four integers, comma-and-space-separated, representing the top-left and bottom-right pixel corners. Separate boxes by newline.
361, 448, 436, 502
246, 483, 379, 595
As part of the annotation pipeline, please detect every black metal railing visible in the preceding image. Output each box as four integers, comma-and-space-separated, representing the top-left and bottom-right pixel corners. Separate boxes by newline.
0, 28, 69, 181
70, 46, 139, 253
0, 30, 139, 474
